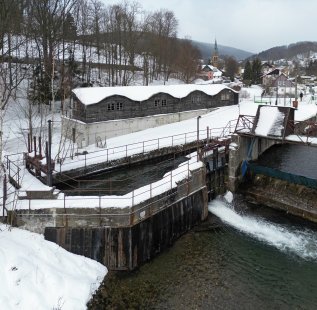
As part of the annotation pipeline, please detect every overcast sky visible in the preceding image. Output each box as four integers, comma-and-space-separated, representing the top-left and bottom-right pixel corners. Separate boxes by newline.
108, 0, 317, 54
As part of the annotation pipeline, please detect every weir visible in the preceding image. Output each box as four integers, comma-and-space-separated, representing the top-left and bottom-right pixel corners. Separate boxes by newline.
7, 104, 317, 270
208, 198, 317, 260
228, 105, 317, 222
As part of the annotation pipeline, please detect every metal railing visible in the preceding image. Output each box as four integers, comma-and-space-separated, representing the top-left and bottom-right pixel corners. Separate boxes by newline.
18, 157, 200, 209
12, 159, 206, 229
234, 114, 317, 146
254, 96, 294, 106
56, 125, 235, 173
5, 154, 22, 189
234, 115, 255, 134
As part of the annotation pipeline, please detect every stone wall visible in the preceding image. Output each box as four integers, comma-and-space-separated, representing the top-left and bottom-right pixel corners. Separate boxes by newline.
241, 174, 317, 223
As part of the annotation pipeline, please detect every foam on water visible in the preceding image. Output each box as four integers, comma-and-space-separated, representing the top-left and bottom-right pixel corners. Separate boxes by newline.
209, 198, 317, 260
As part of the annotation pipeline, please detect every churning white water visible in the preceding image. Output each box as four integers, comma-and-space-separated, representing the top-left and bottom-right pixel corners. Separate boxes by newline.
208, 197, 317, 260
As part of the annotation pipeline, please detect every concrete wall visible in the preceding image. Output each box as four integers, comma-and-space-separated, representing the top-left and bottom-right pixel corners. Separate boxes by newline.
44, 187, 208, 271
14, 145, 230, 271
13, 166, 207, 234
62, 108, 215, 147
228, 134, 280, 192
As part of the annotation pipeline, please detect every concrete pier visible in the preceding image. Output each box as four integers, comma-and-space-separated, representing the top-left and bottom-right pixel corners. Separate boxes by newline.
228, 134, 278, 192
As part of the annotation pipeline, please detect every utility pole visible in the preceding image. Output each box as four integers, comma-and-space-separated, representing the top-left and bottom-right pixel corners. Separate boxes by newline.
295, 73, 298, 101
47, 120, 52, 187
294, 68, 298, 109
197, 116, 201, 161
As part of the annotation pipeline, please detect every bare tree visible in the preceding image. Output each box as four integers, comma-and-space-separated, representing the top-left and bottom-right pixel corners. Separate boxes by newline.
147, 10, 178, 83
0, 0, 26, 172
224, 56, 239, 82
29, 0, 76, 106
176, 39, 201, 83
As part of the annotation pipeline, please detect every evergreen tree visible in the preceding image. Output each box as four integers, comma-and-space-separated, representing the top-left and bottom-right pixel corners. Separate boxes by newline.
243, 60, 252, 83
251, 58, 262, 84
64, 12, 77, 41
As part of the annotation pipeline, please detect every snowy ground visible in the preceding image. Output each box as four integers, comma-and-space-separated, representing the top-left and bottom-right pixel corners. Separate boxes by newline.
0, 224, 107, 310
1, 84, 317, 309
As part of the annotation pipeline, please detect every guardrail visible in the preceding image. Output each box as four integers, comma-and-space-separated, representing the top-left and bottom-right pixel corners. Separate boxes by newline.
56, 122, 236, 173
254, 96, 294, 106
234, 115, 317, 143
5, 154, 23, 189
0, 190, 18, 218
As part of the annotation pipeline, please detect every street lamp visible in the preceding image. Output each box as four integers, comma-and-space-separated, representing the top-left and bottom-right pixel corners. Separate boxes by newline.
197, 116, 201, 161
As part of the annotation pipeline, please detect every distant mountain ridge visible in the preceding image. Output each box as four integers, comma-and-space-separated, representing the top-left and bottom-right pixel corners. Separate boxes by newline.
247, 41, 317, 61
191, 40, 253, 61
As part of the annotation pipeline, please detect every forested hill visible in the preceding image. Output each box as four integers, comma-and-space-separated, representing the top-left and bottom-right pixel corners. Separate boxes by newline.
249, 41, 317, 61
191, 41, 253, 61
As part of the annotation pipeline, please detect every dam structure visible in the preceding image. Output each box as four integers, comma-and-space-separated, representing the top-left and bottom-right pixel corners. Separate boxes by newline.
228, 105, 317, 222
5, 104, 317, 270
8, 126, 231, 270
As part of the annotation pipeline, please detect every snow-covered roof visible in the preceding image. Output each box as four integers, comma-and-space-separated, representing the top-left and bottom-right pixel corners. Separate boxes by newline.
263, 68, 281, 77
213, 71, 223, 77
72, 84, 233, 106
201, 64, 222, 73
255, 106, 285, 137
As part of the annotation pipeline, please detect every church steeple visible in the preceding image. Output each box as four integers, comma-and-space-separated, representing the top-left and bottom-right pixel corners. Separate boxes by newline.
211, 38, 219, 68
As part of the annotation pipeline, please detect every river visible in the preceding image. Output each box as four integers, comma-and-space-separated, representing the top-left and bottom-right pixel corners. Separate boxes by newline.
256, 144, 317, 179
88, 194, 317, 309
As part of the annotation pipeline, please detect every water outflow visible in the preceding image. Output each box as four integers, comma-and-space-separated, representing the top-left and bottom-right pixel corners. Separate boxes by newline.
208, 197, 317, 260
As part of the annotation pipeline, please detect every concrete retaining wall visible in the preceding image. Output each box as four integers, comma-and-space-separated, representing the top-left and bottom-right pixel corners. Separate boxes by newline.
13, 166, 207, 234
62, 108, 215, 147
44, 188, 208, 271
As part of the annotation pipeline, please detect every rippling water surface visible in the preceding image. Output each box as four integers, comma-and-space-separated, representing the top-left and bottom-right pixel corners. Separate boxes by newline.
257, 144, 317, 178
91, 195, 317, 309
